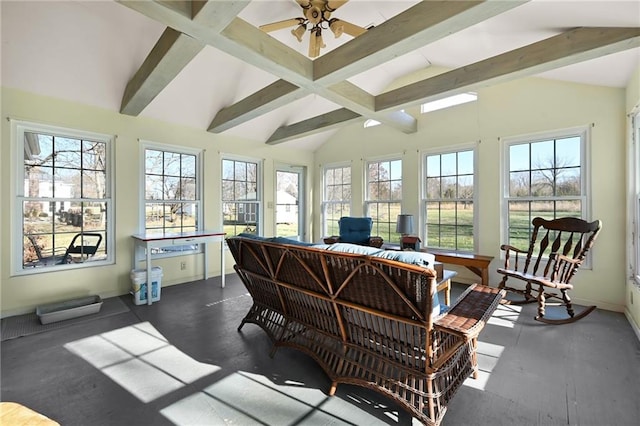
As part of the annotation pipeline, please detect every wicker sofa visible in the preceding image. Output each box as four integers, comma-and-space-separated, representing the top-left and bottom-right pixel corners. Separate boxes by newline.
227, 235, 504, 425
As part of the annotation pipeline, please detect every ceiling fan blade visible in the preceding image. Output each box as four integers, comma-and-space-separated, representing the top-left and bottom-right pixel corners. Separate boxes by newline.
334, 19, 366, 37
326, 0, 349, 11
294, 0, 312, 9
259, 18, 304, 33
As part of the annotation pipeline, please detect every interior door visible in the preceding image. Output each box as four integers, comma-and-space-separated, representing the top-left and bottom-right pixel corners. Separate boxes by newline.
275, 166, 305, 240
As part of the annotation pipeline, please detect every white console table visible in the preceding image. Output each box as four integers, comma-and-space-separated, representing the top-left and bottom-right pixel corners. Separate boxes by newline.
131, 230, 226, 305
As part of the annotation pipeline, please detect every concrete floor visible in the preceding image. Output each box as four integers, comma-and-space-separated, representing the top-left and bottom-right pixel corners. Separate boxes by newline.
1, 274, 639, 425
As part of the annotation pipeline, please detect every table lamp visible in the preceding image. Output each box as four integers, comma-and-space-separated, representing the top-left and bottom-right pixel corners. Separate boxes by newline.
396, 214, 421, 250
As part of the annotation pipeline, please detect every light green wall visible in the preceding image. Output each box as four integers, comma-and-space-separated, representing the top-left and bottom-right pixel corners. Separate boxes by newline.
315, 76, 627, 312
625, 65, 640, 334
0, 87, 314, 317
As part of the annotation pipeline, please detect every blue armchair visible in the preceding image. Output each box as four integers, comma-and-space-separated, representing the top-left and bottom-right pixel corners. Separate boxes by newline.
323, 217, 384, 248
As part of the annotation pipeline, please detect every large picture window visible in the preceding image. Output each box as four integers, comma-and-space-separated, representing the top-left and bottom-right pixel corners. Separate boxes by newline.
15, 121, 113, 273
503, 127, 588, 250
142, 143, 202, 255
423, 148, 475, 251
322, 164, 351, 236
222, 157, 261, 236
365, 158, 402, 243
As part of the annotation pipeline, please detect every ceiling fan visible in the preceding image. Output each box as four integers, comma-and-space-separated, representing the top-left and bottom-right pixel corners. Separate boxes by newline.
259, 0, 368, 58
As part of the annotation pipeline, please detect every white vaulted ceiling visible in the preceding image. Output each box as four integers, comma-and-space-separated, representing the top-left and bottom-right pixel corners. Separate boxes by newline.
2, 0, 639, 151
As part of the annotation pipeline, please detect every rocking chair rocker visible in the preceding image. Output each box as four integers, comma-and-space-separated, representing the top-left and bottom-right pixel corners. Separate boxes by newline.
497, 216, 602, 324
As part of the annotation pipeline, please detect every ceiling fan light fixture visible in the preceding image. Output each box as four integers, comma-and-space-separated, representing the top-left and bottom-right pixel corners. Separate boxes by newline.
308, 28, 325, 58
291, 24, 306, 42
329, 19, 343, 38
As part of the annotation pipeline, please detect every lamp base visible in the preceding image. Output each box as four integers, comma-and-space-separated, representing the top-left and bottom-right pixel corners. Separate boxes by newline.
400, 235, 421, 251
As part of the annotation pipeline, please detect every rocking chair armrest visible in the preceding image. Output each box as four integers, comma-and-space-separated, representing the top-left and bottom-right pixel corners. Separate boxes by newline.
500, 244, 528, 254
549, 252, 582, 266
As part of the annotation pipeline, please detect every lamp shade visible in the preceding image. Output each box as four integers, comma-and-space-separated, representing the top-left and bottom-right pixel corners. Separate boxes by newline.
396, 214, 414, 235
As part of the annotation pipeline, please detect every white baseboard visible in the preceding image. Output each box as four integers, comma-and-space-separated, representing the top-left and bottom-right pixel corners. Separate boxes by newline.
625, 309, 640, 342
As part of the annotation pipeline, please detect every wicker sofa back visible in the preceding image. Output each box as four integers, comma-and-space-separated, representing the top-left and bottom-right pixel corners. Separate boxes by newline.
227, 236, 504, 426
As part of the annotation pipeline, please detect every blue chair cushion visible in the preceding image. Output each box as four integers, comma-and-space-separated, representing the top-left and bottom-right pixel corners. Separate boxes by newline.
338, 217, 373, 245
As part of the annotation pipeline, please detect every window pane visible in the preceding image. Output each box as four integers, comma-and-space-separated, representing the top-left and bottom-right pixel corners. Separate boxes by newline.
531, 140, 554, 169
426, 177, 440, 198
181, 154, 196, 178
509, 144, 529, 171
164, 152, 181, 176
556, 167, 580, 196
426, 155, 440, 177
458, 175, 473, 199
441, 153, 456, 175
146, 150, 163, 174
458, 151, 473, 175
556, 137, 580, 167
54, 137, 81, 168
531, 170, 553, 196
509, 171, 530, 197
54, 168, 81, 198
82, 170, 106, 199
82, 141, 106, 171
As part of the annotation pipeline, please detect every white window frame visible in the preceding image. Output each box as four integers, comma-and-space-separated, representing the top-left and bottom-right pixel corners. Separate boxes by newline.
632, 111, 640, 284
365, 155, 403, 243
221, 154, 263, 236
501, 126, 591, 259
139, 141, 204, 259
12, 120, 115, 275
421, 143, 478, 252
321, 162, 352, 237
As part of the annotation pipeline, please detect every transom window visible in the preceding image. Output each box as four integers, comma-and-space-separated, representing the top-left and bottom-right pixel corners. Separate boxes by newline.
423, 148, 475, 251
365, 158, 402, 243
322, 164, 351, 236
15, 121, 113, 273
222, 157, 261, 236
503, 128, 588, 250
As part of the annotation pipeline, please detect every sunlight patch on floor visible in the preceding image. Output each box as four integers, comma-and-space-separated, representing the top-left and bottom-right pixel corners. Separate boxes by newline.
487, 303, 523, 328
463, 341, 505, 391
161, 370, 394, 425
64, 321, 220, 403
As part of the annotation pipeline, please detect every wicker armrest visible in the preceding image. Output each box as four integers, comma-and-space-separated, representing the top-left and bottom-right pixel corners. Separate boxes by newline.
435, 284, 505, 341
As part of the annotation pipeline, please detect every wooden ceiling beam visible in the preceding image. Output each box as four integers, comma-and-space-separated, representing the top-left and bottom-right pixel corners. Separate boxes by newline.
120, 28, 204, 115
208, 80, 306, 133
266, 108, 361, 145
209, 0, 528, 136
314, 0, 530, 84
119, 0, 251, 115
267, 26, 640, 144
376, 27, 640, 112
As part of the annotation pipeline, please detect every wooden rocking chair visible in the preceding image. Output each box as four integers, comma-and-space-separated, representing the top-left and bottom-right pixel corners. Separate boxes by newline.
497, 217, 602, 324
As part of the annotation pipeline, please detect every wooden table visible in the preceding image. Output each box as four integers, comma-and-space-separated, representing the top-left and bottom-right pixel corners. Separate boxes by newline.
0, 402, 59, 425
426, 249, 494, 286
132, 230, 226, 305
